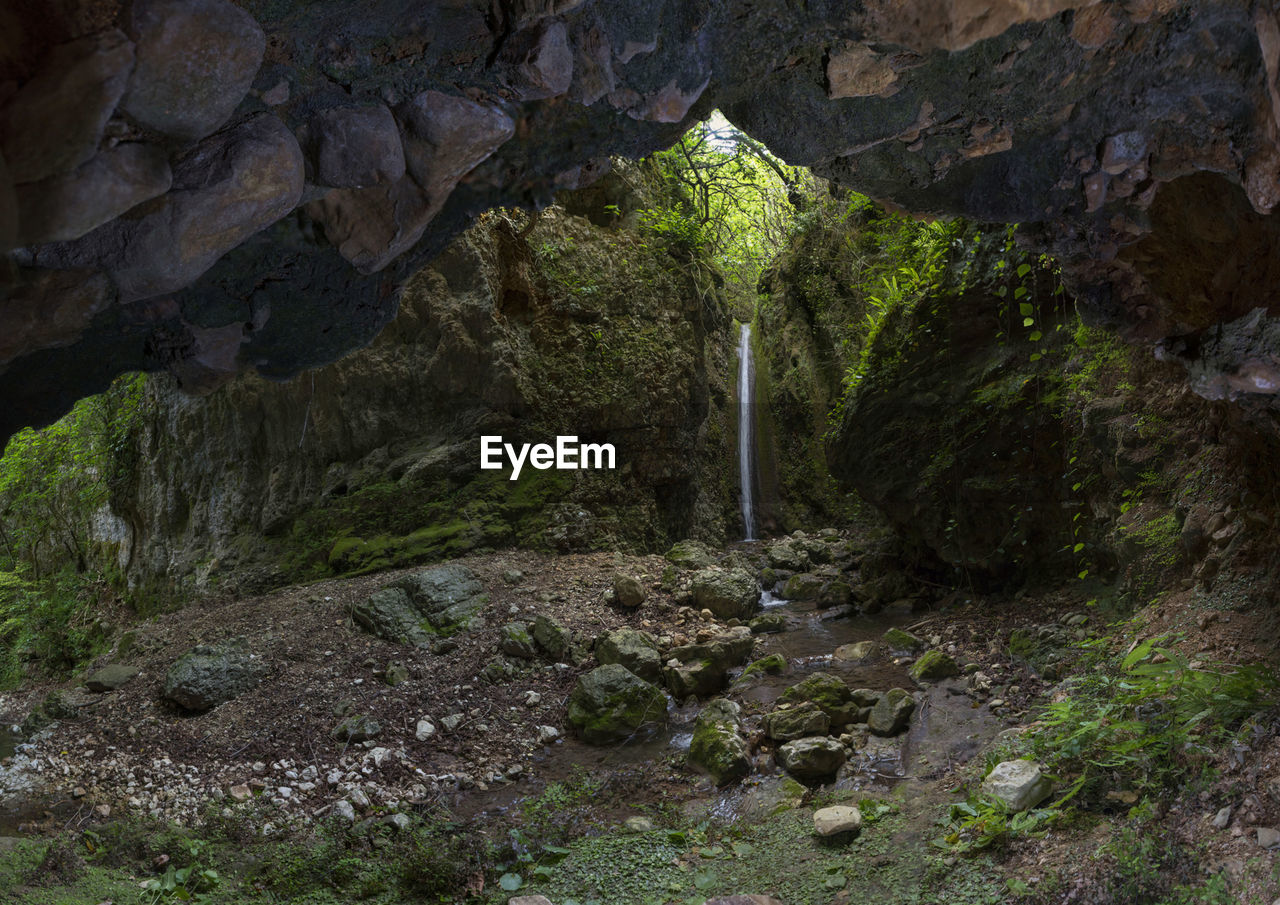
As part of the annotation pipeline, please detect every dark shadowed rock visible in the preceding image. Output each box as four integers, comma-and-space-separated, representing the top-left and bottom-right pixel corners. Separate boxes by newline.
867, 688, 916, 736
162, 637, 265, 711
15, 144, 172, 244
690, 567, 759, 618
688, 698, 750, 786
0, 30, 134, 185
84, 664, 140, 692
567, 663, 667, 744
121, 0, 266, 142
35, 113, 304, 302
304, 104, 405, 189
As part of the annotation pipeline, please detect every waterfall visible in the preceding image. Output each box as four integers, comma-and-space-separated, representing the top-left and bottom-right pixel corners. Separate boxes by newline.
737, 323, 756, 541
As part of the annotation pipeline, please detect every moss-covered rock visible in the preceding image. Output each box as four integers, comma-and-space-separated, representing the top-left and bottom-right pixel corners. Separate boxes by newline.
909, 649, 959, 682
664, 659, 728, 699
612, 574, 647, 608
764, 702, 831, 741
531, 614, 571, 661
690, 567, 759, 618
779, 672, 853, 722
749, 611, 788, 634
499, 623, 538, 659
688, 699, 750, 786
668, 627, 754, 671
595, 627, 662, 682
737, 653, 787, 681
867, 688, 916, 736
883, 627, 925, 653
162, 637, 266, 712
665, 540, 718, 569
781, 573, 824, 600
777, 736, 846, 781
348, 587, 434, 646
567, 664, 668, 745
331, 714, 382, 742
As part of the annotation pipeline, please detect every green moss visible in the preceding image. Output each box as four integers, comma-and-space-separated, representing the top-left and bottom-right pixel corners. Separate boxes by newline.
738, 653, 787, 680
779, 672, 853, 718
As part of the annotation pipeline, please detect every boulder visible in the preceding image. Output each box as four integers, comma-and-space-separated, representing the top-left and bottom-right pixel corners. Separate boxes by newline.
883, 627, 925, 652
664, 659, 728, 699
162, 637, 265, 711
305, 104, 405, 188
737, 653, 787, 681
781, 572, 824, 600
664, 539, 717, 569
777, 736, 846, 781
567, 664, 667, 744
690, 567, 759, 618
818, 580, 854, 608
867, 688, 916, 736
834, 640, 879, 662
909, 649, 959, 682
763, 702, 831, 741
0, 30, 135, 184
813, 805, 862, 836
766, 541, 809, 571
349, 587, 434, 646
84, 664, 140, 692
499, 623, 539, 659
669, 626, 754, 671
392, 563, 489, 633
981, 760, 1052, 811
531, 613, 571, 661
595, 627, 662, 682
15, 143, 172, 244
779, 672, 854, 724
749, 612, 787, 634
688, 699, 750, 786
612, 573, 647, 608
121, 0, 266, 142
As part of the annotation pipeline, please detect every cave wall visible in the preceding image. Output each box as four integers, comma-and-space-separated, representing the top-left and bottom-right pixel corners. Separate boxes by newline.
7, 0, 1280, 440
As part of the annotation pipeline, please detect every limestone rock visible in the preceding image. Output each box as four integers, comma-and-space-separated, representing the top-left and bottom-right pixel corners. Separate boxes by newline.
826, 43, 898, 99
349, 588, 433, 647
766, 541, 808, 571
813, 805, 862, 836
15, 143, 172, 245
764, 702, 831, 742
883, 627, 925, 652
0, 30, 135, 185
1257, 827, 1280, 849
867, 688, 916, 736
669, 626, 754, 672
835, 640, 880, 662
35, 113, 304, 303
121, 0, 266, 142
499, 623, 539, 659
781, 572, 824, 600
567, 663, 667, 744
531, 613, 571, 661
162, 637, 265, 711
982, 760, 1052, 811
665, 540, 717, 569
749, 612, 787, 634
84, 664, 140, 692
688, 698, 750, 786
779, 672, 854, 725
737, 653, 787, 681
304, 104, 405, 189
689, 567, 759, 618
392, 563, 489, 633
664, 658, 728, 699
777, 736, 846, 781
505, 20, 574, 100
595, 627, 662, 681
909, 649, 960, 682
331, 715, 382, 743
613, 573, 647, 608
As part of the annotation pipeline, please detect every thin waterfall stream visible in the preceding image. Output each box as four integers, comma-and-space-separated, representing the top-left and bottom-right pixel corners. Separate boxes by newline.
737, 323, 756, 541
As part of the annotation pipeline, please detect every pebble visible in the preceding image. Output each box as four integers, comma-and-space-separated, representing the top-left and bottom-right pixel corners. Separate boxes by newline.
415, 720, 436, 742
1212, 806, 1232, 829
536, 725, 561, 744
333, 800, 356, 822
524, 691, 542, 707
441, 713, 465, 732
228, 784, 251, 802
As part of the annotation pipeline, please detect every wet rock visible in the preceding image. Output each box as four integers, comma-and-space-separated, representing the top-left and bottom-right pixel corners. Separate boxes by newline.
531, 614, 571, 661
688, 699, 751, 786
304, 104, 405, 189
613, 573, 647, 608
813, 804, 862, 836
331, 715, 382, 743
982, 760, 1052, 811
500, 623, 539, 659
818, 579, 853, 609
883, 627, 925, 652
690, 568, 759, 619
665, 539, 717, 569
162, 637, 265, 711
834, 640, 879, 662
567, 663, 667, 744
595, 627, 662, 682
36, 113, 304, 303
766, 541, 808, 571
777, 736, 846, 781
664, 659, 728, 699
121, 0, 266, 142
764, 702, 831, 742
669, 626, 754, 672
15, 143, 172, 244
867, 688, 916, 736
749, 612, 787, 634
909, 650, 959, 682
84, 664, 140, 692
738, 653, 787, 681
0, 30, 134, 184
779, 672, 854, 725
781, 572, 823, 600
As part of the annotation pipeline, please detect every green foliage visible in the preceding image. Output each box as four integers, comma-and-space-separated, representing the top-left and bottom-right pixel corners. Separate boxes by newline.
0, 570, 111, 688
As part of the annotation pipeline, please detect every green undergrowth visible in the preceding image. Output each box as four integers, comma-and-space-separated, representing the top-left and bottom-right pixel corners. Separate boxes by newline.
0, 569, 114, 690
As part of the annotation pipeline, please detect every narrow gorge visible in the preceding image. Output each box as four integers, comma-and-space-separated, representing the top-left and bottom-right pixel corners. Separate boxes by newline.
3, 3, 1280, 905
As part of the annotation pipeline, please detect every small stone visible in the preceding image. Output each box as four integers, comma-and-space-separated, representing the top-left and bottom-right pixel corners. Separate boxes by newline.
982, 760, 1052, 812
524, 691, 542, 707
415, 720, 436, 742
813, 805, 862, 837
613, 574, 647, 608
507, 896, 554, 905
834, 641, 879, 662
94, 804, 111, 818
441, 713, 465, 732
623, 816, 654, 832
1212, 806, 1232, 829
84, 664, 141, 693
536, 725, 561, 744
386, 813, 410, 831
1258, 827, 1280, 849
333, 800, 356, 822
384, 663, 409, 686
348, 788, 370, 809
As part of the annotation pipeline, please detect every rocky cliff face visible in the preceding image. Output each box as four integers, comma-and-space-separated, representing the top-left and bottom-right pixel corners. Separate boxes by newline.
7, 0, 1280, 441
105, 172, 736, 598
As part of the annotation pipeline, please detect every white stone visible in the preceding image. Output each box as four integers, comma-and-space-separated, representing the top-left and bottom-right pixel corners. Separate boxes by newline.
813, 805, 862, 836
333, 800, 356, 822
348, 788, 370, 808
982, 760, 1052, 812
1258, 827, 1280, 849
536, 725, 561, 744
386, 813, 410, 831
524, 691, 542, 707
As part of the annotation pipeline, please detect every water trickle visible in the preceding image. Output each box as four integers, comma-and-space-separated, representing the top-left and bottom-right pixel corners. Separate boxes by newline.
737, 323, 756, 541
